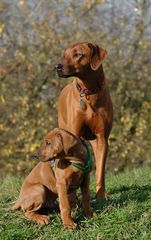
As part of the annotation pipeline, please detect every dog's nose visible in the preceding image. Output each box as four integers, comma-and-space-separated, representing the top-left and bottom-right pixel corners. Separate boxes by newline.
55, 64, 63, 70
32, 152, 39, 159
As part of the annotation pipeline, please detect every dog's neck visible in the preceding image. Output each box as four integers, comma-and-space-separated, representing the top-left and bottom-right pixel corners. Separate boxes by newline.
64, 142, 87, 165
76, 65, 105, 92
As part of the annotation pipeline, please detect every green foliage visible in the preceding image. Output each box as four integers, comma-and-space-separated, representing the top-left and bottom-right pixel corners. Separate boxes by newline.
0, 167, 151, 239
0, 0, 151, 175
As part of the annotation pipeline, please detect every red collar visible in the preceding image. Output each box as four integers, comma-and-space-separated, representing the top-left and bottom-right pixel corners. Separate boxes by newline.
76, 81, 100, 97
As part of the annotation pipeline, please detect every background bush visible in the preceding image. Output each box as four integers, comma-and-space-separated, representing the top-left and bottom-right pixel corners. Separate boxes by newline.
0, 0, 151, 176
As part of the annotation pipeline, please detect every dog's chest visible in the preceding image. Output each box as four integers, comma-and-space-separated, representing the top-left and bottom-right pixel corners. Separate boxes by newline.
67, 171, 83, 193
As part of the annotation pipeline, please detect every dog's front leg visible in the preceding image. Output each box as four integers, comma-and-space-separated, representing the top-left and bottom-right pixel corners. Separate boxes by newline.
56, 180, 77, 229
81, 174, 95, 217
91, 135, 108, 200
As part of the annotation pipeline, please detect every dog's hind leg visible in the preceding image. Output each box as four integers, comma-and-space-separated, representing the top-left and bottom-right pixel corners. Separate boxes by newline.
25, 210, 50, 225
21, 184, 51, 225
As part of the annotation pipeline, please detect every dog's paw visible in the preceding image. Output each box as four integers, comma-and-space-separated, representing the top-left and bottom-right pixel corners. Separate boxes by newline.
37, 215, 50, 225
64, 222, 77, 230
96, 189, 109, 200
92, 211, 97, 217
85, 210, 96, 218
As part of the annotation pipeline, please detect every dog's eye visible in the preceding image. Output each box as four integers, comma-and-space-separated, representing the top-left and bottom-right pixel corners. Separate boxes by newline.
74, 53, 83, 58
46, 141, 51, 146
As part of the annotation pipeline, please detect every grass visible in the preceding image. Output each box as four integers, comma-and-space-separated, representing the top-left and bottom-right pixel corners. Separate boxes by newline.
0, 167, 151, 240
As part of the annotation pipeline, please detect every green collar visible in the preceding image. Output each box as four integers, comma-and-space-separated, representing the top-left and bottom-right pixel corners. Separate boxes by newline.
71, 141, 92, 175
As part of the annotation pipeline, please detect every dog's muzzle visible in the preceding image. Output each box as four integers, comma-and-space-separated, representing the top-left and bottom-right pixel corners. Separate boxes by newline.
32, 151, 39, 159
55, 63, 77, 78
55, 63, 63, 71
55, 63, 65, 77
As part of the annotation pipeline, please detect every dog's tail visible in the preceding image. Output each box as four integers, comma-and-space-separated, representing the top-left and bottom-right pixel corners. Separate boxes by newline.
11, 199, 21, 210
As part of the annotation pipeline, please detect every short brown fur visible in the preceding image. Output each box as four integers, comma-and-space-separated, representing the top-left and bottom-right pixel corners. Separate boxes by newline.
56, 42, 113, 199
12, 128, 94, 229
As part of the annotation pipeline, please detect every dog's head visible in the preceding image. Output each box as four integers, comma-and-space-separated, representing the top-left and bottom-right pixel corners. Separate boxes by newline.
55, 42, 107, 78
38, 128, 78, 162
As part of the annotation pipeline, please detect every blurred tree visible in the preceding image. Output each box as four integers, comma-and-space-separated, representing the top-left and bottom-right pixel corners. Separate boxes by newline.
0, 0, 151, 176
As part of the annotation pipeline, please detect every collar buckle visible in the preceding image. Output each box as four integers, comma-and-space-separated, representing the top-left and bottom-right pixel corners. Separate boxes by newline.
76, 82, 99, 97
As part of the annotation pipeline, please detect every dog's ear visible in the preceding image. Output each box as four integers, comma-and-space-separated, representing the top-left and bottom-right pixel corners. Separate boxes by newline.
88, 43, 107, 71
55, 129, 78, 155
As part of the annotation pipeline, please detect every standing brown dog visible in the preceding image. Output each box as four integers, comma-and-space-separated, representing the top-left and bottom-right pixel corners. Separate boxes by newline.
55, 42, 113, 199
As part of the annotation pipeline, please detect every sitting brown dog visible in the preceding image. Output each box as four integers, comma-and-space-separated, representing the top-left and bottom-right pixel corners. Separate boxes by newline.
12, 128, 94, 229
